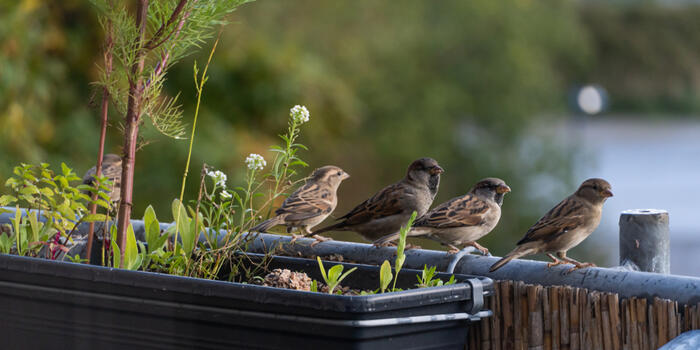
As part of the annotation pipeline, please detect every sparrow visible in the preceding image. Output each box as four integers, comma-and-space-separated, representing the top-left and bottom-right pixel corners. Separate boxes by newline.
489, 178, 613, 273
250, 165, 350, 244
82, 153, 122, 205
373, 177, 511, 255
311, 158, 444, 242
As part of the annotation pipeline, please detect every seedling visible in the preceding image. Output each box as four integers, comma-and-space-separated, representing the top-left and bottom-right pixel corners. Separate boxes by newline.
416, 265, 456, 288
317, 256, 357, 294
378, 211, 417, 293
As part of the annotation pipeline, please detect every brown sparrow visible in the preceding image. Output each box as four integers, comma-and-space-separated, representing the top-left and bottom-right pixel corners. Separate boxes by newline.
250, 166, 350, 243
312, 158, 443, 242
82, 153, 122, 204
490, 178, 612, 273
374, 178, 510, 255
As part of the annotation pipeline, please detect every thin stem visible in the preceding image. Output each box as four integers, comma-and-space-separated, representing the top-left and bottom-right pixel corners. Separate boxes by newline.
115, 0, 149, 267
174, 31, 221, 253
87, 3, 115, 263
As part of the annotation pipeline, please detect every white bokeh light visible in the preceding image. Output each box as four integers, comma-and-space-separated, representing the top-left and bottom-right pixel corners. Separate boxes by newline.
577, 85, 604, 115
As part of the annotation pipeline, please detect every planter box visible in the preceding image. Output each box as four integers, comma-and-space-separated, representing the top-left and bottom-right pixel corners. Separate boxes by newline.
0, 252, 492, 349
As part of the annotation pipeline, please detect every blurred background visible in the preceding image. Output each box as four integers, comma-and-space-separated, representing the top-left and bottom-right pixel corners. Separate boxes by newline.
1, 0, 698, 276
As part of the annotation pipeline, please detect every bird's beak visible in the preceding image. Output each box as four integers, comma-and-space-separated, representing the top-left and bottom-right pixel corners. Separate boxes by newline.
430, 166, 444, 175
601, 189, 613, 198
342, 172, 350, 180
497, 184, 511, 194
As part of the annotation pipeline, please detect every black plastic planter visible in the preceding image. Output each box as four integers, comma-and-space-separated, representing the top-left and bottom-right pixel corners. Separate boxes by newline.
0, 252, 492, 350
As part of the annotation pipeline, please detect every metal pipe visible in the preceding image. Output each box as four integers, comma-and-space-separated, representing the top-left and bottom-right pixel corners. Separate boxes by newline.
2, 207, 699, 305
619, 209, 670, 274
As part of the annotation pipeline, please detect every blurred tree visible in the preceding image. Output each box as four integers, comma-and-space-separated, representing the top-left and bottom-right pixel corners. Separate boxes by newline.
1, 0, 595, 256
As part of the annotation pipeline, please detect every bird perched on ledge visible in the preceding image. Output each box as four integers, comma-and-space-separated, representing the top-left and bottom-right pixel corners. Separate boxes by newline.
374, 177, 511, 255
490, 178, 613, 273
82, 153, 122, 205
311, 158, 444, 242
250, 165, 350, 244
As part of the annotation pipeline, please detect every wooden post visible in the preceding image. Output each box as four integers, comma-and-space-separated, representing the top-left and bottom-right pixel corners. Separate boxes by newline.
619, 209, 670, 274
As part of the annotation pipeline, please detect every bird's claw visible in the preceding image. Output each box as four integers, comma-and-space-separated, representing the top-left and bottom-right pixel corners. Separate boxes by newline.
566, 262, 596, 273
310, 235, 332, 248
289, 234, 303, 244
547, 260, 566, 268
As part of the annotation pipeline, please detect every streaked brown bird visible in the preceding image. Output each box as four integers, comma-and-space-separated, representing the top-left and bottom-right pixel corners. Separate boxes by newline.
82, 154, 122, 205
490, 178, 613, 273
374, 177, 511, 255
250, 166, 350, 243
312, 158, 443, 242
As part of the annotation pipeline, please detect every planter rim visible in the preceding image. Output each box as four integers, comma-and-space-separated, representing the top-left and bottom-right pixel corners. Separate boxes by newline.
0, 252, 492, 314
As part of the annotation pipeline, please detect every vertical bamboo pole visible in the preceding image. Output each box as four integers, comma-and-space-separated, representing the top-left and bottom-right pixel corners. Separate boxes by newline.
648, 303, 656, 350
601, 293, 612, 350
560, 287, 570, 350
502, 281, 514, 350
570, 287, 580, 350
528, 285, 544, 350
608, 294, 621, 350
493, 281, 502, 350
551, 287, 560, 350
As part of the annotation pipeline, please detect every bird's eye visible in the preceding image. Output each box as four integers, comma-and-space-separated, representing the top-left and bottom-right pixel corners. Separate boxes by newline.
336, 171, 342, 176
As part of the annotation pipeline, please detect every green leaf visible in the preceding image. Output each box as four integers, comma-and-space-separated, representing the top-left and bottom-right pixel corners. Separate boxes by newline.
379, 260, 392, 293
82, 213, 108, 222
143, 205, 165, 253
61, 163, 71, 176
172, 199, 195, 256
124, 223, 141, 270
0, 195, 17, 206
27, 211, 41, 243
328, 264, 343, 283
316, 256, 328, 283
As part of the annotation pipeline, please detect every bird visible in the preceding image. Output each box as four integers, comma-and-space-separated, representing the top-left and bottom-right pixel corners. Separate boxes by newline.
373, 177, 511, 255
82, 153, 122, 206
489, 178, 613, 273
311, 157, 444, 242
250, 165, 350, 244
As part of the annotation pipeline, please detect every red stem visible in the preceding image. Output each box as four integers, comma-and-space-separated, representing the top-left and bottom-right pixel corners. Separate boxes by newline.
115, 0, 149, 267
86, 7, 115, 263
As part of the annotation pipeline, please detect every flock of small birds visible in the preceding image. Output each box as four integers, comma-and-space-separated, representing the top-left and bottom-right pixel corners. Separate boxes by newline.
88, 155, 613, 273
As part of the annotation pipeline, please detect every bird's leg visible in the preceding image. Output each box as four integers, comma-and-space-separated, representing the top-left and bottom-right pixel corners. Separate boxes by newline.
446, 244, 461, 255
465, 241, 490, 256
546, 253, 567, 268
289, 227, 304, 244
557, 252, 596, 272
307, 227, 332, 247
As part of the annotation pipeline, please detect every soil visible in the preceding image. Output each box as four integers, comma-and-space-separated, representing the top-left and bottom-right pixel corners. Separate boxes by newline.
260, 268, 361, 295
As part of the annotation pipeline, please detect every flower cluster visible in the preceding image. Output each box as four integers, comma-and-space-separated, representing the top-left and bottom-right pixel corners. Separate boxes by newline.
290, 105, 310, 124
245, 153, 267, 171
207, 169, 227, 187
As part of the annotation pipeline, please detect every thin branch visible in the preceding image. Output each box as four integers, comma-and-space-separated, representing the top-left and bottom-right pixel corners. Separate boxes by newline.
144, 0, 189, 50
86, 1, 115, 263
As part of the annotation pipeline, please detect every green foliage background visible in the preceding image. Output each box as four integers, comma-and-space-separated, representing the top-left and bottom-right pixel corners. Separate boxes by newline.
0, 1, 695, 257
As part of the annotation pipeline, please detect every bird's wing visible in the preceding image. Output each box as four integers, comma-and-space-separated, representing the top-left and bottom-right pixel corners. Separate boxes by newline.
338, 182, 410, 225
517, 196, 585, 245
414, 194, 488, 228
275, 182, 334, 221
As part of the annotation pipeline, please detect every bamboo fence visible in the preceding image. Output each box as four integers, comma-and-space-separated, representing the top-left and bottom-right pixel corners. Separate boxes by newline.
469, 280, 700, 349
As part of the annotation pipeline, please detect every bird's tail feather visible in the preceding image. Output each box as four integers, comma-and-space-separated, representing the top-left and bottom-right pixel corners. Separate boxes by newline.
373, 227, 431, 245
489, 247, 533, 272
250, 216, 284, 233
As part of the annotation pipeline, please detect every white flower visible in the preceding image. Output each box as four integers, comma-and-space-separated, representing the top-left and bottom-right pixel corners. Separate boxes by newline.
207, 169, 227, 187
290, 105, 310, 124
220, 190, 232, 199
245, 153, 266, 171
